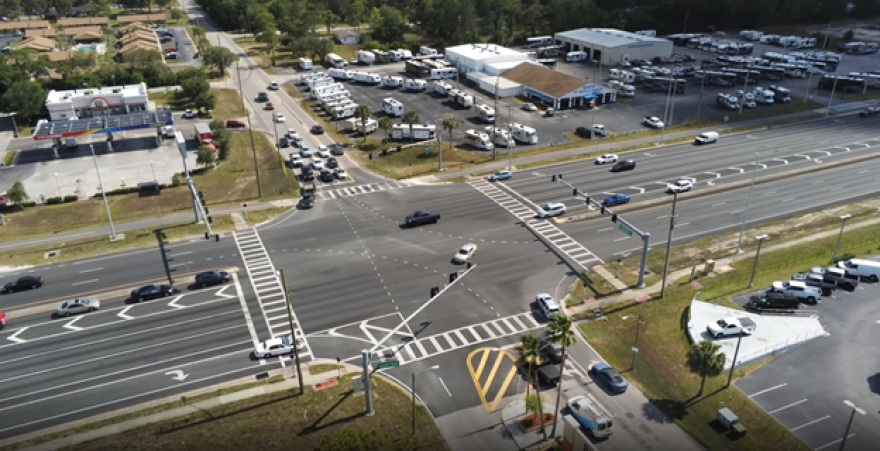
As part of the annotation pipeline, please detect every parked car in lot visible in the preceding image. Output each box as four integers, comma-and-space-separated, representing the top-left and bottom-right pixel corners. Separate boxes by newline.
590, 362, 628, 393
522, 103, 537, 111
602, 193, 630, 207
489, 170, 512, 181
130, 284, 179, 302
537, 203, 566, 218
837, 258, 880, 282
226, 119, 247, 129
3, 276, 43, 293
791, 272, 836, 296
643, 116, 665, 128
193, 271, 231, 288
745, 292, 800, 312
611, 160, 636, 172
771, 280, 821, 303
706, 317, 756, 338
811, 267, 859, 290
57, 298, 100, 317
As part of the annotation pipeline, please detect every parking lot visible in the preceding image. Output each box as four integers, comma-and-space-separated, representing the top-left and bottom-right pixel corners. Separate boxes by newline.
732, 258, 880, 450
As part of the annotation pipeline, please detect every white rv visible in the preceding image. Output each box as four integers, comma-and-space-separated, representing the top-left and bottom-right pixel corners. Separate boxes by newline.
323, 98, 355, 112
319, 92, 350, 107
448, 89, 474, 108
307, 77, 335, 91
485, 127, 515, 147
298, 58, 313, 70
325, 52, 346, 68
341, 117, 378, 134
390, 124, 437, 141
397, 48, 413, 60
300, 72, 326, 85
420, 46, 438, 56
431, 67, 458, 80
609, 80, 635, 97
566, 51, 588, 62
357, 50, 376, 65
753, 87, 775, 104
717, 93, 739, 110
329, 68, 353, 80
406, 79, 428, 91
464, 130, 495, 150
381, 98, 405, 117
353, 72, 382, 84
332, 104, 358, 119
382, 76, 404, 88
476, 104, 496, 123
768, 85, 791, 103
387, 50, 403, 62
509, 123, 538, 144
433, 81, 453, 96
311, 85, 346, 100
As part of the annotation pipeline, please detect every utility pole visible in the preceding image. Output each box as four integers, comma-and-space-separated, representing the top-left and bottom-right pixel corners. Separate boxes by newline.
90, 145, 118, 239
245, 111, 263, 198
696, 76, 706, 120
725, 333, 743, 388
661, 80, 674, 143
661, 192, 679, 299
279, 269, 305, 394
236, 61, 246, 111
739, 72, 751, 114
493, 75, 499, 159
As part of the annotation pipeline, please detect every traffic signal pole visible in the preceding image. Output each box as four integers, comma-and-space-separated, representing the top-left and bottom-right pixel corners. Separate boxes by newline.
363, 264, 476, 416
554, 176, 649, 288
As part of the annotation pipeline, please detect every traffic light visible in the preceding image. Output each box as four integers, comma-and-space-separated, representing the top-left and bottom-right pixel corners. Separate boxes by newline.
552, 174, 556, 182
449, 272, 458, 284
198, 191, 206, 207
467, 262, 473, 270
601, 206, 607, 215
572, 188, 577, 197
430, 286, 440, 298
558, 174, 563, 180
611, 214, 618, 223
585, 196, 591, 205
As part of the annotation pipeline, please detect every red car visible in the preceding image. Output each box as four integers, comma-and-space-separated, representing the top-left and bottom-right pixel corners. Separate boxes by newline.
164, 47, 177, 54
226, 119, 247, 129
0, 312, 7, 329
265, 102, 275, 111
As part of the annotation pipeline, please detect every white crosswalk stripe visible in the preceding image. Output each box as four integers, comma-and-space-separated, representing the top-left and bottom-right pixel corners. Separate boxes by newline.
318, 181, 414, 199
468, 179, 603, 269
233, 228, 312, 360
369, 311, 543, 367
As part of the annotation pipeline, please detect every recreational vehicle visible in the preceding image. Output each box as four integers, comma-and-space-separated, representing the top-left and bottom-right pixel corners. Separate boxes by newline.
431, 67, 458, 80
526, 36, 554, 48
298, 58, 313, 70
509, 123, 538, 144
476, 104, 495, 123
325, 53, 346, 68
382, 76, 404, 88
357, 50, 376, 65
353, 72, 382, 84
381, 98, 405, 117
464, 130, 495, 150
433, 81, 453, 96
448, 89, 474, 108
390, 124, 437, 141
566, 51, 588, 62
329, 68, 353, 80
406, 79, 428, 91
331, 104, 358, 119
485, 127, 515, 147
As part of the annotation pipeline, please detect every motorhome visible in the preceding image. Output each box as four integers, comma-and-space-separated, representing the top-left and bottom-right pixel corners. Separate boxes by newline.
753, 87, 775, 104
430, 67, 458, 80
387, 50, 403, 62
298, 58, 313, 70
331, 104, 358, 119
509, 123, 538, 144
341, 117, 378, 135
313, 86, 349, 101
382, 75, 404, 88
736, 90, 756, 108
353, 72, 382, 84
608, 80, 635, 97
476, 104, 495, 123
328, 68, 353, 80
405, 79, 428, 91
464, 130, 495, 150
485, 127, 515, 147
419, 46, 438, 56
838, 41, 879, 54
405, 60, 431, 77
716, 93, 739, 110
325, 52, 346, 68
430, 82, 451, 97
448, 89, 474, 108
848, 72, 880, 88
390, 123, 437, 140
381, 98, 405, 117
566, 51, 588, 62
526, 36, 554, 48
397, 48, 413, 60
740, 30, 763, 41
819, 75, 865, 93
372, 49, 391, 63
609, 68, 636, 83
768, 85, 791, 103
322, 98, 355, 112
357, 50, 376, 65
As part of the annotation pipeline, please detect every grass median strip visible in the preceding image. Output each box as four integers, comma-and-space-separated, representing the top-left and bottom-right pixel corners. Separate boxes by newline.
2, 150, 18, 166
148, 88, 246, 119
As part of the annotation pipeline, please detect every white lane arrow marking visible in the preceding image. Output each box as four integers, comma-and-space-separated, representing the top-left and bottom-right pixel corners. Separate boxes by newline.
165, 370, 189, 381
707, 181, 715, 186
63, 316, 85, 331
168, 295, 184, 309
215, 285, 234, 298
8, 328, 28, 343
118, 306, 134, 320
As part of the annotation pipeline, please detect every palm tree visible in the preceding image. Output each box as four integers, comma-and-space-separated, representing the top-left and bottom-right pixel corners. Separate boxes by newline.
441, 116, 458, 151
354, 104, 372, 142
401, 111, 420, 143
686, 340, 727, 396
378, 116, 394, 142
519, 334, 548, 440
546, 315, 576, 437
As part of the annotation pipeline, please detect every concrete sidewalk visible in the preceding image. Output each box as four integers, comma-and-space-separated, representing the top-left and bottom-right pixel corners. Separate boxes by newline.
418, 108, 838, 183
567, 215, 880, 315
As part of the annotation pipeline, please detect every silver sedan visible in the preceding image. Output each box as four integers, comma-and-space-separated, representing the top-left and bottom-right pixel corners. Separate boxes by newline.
57, 298, 100, 317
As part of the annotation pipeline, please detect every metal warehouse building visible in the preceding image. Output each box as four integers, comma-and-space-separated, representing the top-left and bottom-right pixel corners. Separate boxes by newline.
445, 43, 533, 76
554, 28, 673, 66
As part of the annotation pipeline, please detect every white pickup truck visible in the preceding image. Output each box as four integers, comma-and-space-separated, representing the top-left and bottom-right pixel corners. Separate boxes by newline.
706, 317, 757, 338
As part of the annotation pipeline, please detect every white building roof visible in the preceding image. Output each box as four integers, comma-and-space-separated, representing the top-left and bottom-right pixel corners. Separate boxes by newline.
485, 60, 531, 74
466, 72, 522, 91
45, 83, 147, 105
555, 28, 670, 49
445, 43, 526, 61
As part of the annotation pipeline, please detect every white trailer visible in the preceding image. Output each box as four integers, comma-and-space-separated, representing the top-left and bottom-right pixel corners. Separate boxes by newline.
300, 72, 326, 85
420, 46, 438, 56
485, 127, 515, 147
329, 68, 353, 80
390, 124, 437, 141
357, 50, 376, 65
323, 99, 356, 113
433, 81, 453, 96
509, 123, 538, 144
332, 104, 358, 119
387, 50, 403, 61
526, 36, 554, 48
307, 78, 335, 91
341, 117, 378, 134
464, 130, 495, 150
319, 92, 350, 107
476, 104, 495, 123
448, 89, 474, 108
325, 52, 346, 68
298, 58, 313, 70
397, 48, 413, 60
430, 67, 458, 80
381, 98, 405, 117
353, 71, 382, 84
406, 79, 428, 91
609, 80, 635, 97
313, 86, 350, 101
382, 76, 404, 88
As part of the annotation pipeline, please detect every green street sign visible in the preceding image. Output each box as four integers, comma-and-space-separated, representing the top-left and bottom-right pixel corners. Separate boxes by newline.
377, 360, 400, 369
619, 224, 633, 236
424, 146, 435, 150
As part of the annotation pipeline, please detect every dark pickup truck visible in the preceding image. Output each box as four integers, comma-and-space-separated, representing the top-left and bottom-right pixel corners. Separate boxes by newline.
404, 210, 440, 227
299, 182, 316, 209
810, 267, 859, 290
746, 292, 800, 312
537, 364, 561, 387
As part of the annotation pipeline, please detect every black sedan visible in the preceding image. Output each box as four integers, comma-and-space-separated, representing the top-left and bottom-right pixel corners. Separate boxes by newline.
311, 124, 324, 134
3, 276, 43, 294
193, 271, 231, 288
326, 157, 338, 169
278, 137, 290, 148
611, 160, 636, 172
130, 284, 179, 302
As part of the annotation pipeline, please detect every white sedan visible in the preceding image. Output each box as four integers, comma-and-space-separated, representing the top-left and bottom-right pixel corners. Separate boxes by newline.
268, 82, 280, 90
286, 129, 300, 140
522, 103, 537, 112
667, 179, 694, 193
274, 113, 286, 123
643, 116, 665, 128
311, 159, 325, 170
183, 109, 195, 118
57, 298, 100, 317
452, 243, 477, 264
316, 145, 330, 158
253, 331, 305, 358
595, 154, 619, 165
334, 167, 349, 179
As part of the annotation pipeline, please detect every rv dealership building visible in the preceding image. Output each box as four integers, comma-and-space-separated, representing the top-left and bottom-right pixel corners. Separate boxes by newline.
554, 28, 673, 66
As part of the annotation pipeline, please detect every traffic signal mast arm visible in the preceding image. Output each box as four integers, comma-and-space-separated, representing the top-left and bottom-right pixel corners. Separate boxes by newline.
557, 177, 646, 237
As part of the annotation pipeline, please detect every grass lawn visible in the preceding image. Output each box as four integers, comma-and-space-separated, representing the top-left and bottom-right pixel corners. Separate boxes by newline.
2, 150, 18, 166
148, 88, 246, 119
0, 131, 297, 241
51, 375, 448, 451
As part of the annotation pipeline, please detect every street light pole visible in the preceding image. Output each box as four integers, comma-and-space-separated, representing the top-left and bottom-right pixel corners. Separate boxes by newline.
661, 191, 679, 298
736, 152, 760, 254
9, 112, 18, 138
839, 400, 866, 451
832, 214, 852, 263
278, 269, 304, 394
412, 365, 440, 434
749, 234, 769, 288
622, 315, 641, 371
90, 145, 118, 240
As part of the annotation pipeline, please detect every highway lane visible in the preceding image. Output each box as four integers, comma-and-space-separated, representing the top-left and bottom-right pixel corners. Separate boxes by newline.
0, 283, 268, 439
504, 116, 880, 213
0, 239, 241, 310
561, 153, 880, 260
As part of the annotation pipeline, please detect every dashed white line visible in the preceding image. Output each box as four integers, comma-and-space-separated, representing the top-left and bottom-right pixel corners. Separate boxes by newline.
711, 202, 726, 207
78, 267, 102, 274
729, 210, 743, 215
72, 279, 98, 286
768, 399, 807, 414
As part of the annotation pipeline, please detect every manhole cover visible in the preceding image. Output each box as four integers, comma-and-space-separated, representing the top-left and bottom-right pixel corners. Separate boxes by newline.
44, 250, 60, 259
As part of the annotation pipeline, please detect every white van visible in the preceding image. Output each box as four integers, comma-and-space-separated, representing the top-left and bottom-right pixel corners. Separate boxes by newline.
566, 51, 588, 62
694, 131, 719, 145
838, 259, 880, 282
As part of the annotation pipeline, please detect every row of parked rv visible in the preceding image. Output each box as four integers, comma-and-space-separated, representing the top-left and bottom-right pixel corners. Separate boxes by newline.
322, 46, 442, 69
715, 85, 792, 110
463, 123, 540, 150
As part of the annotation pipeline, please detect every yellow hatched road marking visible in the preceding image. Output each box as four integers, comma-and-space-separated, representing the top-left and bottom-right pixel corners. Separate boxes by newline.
466, 347, 519, 413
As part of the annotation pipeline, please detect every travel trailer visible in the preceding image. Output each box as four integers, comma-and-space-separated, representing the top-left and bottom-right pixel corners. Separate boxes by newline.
609, 80, 635, 97
341, 117, 378, 135
448, 89, 474, 108
716, 93, 739, 110
419, 46, 438, 56
405, 79, 428, 91
328, 68, 353, 80
382, 76, 404, 88
752, 87, 775, 104
526, 36, 554, 48
381, 98, 405, 117
298, 58, 313, 70
387, 50, 403, 62
357, 50, 376, 65
331, 104, 358, 119
390, 123, 437, 141
353, 72, 382, 84
325, 52, 346, 68
433, 81, 453, 96
476, 104, 496, 123
464, 130, 495, 150
485, 127, 515, 147
397, 48, 414, 60
509, 123, 538, 144
372, 49, 391, 63
430, 67, 458, 80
